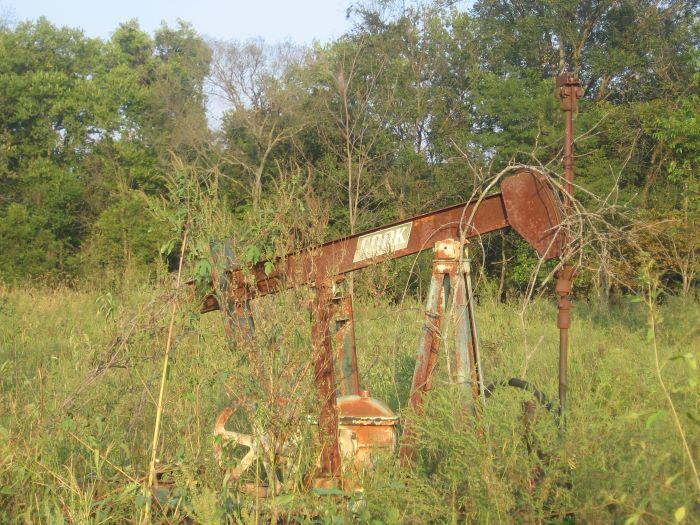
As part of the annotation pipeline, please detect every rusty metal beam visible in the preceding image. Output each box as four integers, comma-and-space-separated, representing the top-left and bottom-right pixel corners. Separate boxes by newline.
198, 170, 560, 312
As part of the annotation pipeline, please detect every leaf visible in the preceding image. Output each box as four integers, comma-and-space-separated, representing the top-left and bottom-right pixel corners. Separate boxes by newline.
664, 472, 681, 487
624, 513, 640, 525
645, 410, 666, 428
272, 493, 295, 507
153, 487, 170, 504
195, 258, 212, 279
121, 483, 141, 496
669, 353, 697, 370
678, 352, 697, 369
160, 239, 175, 256
244, 245, 262, 265
646, 326, 655, 342
675, 507, 686, 522
135, 493, 148, 508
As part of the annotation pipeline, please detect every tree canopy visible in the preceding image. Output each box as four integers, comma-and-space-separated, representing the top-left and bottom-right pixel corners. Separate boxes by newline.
0, 1, 696, 294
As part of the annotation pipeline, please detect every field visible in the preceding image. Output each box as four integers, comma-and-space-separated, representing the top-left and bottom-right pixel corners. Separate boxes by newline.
0, 281, 698, 524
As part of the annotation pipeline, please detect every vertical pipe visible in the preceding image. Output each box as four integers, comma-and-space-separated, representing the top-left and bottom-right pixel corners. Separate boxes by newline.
555, 73, 582, 423
451, 267, 471, 389
563, 97, 575, 208
556, 266, 574, 418
311, 281, 341, 480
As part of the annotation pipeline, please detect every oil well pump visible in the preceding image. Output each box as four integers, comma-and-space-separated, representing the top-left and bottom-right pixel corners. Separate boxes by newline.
196, 74, 582, 494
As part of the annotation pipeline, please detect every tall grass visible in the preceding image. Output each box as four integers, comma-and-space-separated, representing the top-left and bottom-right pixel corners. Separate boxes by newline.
0, 281, 697, 523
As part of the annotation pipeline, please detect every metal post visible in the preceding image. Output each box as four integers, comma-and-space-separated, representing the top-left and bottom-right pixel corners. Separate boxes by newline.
556, 266, 574, 418
462, 245, 484, 403
311, 281, 341, 481
555, 73, 582, 422
332, 281, 360, 396
400, 266, 445, 462
451, 265, 471, 389
407, 271, 445, 411
211, 241, 255, 345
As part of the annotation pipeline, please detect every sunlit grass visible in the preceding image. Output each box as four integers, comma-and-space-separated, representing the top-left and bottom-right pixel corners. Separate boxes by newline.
0, 282, 697, 523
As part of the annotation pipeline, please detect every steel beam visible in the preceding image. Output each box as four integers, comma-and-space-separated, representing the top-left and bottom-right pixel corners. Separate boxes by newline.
197, 170, 560, 312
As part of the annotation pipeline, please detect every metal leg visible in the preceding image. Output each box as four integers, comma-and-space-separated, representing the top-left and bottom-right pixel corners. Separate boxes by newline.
407, 271, 445, 411
451, 269, 472, 389
333, 282, 360, 396
211, 241, 255, 344
449, 243, 484, 409
401, 239, 487, 461
311, 281, 341, 481
463, 250, 484, 402
400, 267, 446, 462
556, 265, 574, 425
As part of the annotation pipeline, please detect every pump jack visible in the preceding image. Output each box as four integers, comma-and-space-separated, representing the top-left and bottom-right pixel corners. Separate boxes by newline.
197, 75, 582, 493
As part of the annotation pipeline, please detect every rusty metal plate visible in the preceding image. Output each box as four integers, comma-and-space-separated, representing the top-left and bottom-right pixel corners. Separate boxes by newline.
501, 169, 562, 259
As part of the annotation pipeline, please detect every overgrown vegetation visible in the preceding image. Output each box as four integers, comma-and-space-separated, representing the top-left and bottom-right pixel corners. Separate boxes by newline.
0, 0, 698, 523
0, 283, 697, 522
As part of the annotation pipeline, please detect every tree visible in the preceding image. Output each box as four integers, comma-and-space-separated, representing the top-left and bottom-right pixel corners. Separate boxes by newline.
210, 39, 307, 211
0, 18, 211, 281
0, 204, 60, 281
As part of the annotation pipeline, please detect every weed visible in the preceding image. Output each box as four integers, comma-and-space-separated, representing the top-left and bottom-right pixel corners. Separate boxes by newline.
0, 283, 697, 523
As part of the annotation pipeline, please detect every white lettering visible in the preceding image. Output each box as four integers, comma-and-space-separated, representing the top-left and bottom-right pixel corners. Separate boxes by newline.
352, 223, 412, 263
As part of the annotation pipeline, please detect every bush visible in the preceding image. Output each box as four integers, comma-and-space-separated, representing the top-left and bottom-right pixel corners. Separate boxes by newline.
80, 192, 169, 278
0, 203, 61, 281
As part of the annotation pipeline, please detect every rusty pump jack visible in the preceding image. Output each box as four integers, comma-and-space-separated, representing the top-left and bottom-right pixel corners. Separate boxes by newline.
194, 73, 584, 493
199, 167, 567, 491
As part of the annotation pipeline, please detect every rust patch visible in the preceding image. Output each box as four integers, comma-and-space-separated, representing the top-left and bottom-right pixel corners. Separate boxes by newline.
502, 170, 562, 259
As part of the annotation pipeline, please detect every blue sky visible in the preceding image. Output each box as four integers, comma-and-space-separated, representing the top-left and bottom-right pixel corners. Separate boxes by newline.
2, 0, 352, 44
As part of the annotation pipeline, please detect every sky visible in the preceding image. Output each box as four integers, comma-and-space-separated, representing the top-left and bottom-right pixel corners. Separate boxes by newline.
2, 0, 353, 44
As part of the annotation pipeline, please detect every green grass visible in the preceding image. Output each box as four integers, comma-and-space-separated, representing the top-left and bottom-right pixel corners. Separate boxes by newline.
0, 281, 697, 523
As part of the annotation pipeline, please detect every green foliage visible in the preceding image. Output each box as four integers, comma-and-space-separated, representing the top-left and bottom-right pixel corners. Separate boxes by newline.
0, 204, 60, 281
0, 17, 210, 282
0, 285, 697, 522
80, 191, 169, 275
1, 2, 697, 295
